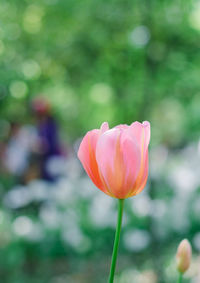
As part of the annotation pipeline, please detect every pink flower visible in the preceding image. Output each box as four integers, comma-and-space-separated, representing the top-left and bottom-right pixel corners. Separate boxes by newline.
176, 239, 192, 273
78, 121, 150, 199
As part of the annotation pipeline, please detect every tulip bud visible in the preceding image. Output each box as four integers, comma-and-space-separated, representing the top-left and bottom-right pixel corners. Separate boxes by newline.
176, 239, 192, 273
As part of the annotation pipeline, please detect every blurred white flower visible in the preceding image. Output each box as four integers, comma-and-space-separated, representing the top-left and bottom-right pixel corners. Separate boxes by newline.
51, 178, 75, 205
89, 194, 116, 228
13, 216, 44, 242
129, 26, 150, 47
46, 156, 67, 177
61, 222, 91, 253
198, 139, 200, 156
116, 269, 157, 283
169, 163, 198, 194
65, 156, 82, 179
123, 229, 150, 252
168, 143, 200, 195
76, 177, 97, 199
169, 197, 189, 232
4, 186, 32, 209
13, 216, 33, 236
28, 180, 49, 201
131, 192, 152, 217
150, 145, 168, 179
39, 204, 61, 229
150, 199, 167, 220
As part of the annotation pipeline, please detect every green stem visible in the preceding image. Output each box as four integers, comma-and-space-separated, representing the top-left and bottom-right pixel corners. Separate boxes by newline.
108, 199, 124, 283
178, 272, 183, 283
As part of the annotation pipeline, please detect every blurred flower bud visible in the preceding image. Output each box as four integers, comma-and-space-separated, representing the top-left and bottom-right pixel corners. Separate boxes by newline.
176, 239, 192, 273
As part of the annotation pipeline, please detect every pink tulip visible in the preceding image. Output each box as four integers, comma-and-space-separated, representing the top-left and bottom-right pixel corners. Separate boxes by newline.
78, 121, 150, 199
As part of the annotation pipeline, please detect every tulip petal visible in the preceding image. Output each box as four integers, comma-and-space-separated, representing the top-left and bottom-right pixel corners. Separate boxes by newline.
115, 124, 129, 130
100, 122, 109, 133
78, 129, 106, 193
128, 150, 148, 197
120, 132, 142, 198
96, 129, 141, 198
142, 121, 151, 152
129, 121, 150, 153
124, 121, 150, 197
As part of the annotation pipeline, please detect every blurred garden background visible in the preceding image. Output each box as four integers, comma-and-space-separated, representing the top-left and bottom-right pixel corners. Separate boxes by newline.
1, 0, 200, 282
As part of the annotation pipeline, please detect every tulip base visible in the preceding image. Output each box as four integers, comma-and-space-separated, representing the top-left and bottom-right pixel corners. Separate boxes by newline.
108, 199, 124, 283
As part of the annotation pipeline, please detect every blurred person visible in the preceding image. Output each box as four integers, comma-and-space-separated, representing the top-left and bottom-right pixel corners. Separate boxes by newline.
32, 97, 63, 182
0, 140, 6, 170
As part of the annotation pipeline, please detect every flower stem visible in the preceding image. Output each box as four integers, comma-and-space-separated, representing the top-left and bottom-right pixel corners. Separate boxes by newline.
108, 199, 124, 283
178, 272, 183, 283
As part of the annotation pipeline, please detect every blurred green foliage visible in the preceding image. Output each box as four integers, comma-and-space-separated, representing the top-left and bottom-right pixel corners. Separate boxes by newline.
1, 0, 200, 144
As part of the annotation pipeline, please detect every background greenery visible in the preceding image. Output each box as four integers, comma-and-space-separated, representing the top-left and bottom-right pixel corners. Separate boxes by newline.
0, 0, 200, 282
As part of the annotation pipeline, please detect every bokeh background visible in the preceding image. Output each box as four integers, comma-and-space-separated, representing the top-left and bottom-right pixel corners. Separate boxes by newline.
1, 0, 200, 282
